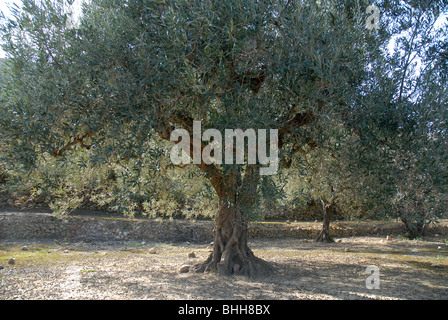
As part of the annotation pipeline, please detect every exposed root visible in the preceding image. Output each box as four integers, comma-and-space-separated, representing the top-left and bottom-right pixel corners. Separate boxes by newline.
192, 253, 217, 273
192, 248, 275, 278
236, 251, 275, 278
315, 231, 335, 243
192, 198, 275, 278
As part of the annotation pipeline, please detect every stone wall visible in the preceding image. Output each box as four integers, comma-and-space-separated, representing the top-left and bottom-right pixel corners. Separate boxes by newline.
1, 211, 447, 242
0, 212, 214, 242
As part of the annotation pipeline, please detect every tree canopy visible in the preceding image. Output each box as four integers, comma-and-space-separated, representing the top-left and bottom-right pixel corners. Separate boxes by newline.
1, 0, 447, 276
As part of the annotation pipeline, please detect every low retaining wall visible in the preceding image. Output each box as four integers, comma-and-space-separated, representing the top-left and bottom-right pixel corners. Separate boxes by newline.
0, 212, 213, 242
1, 210, 447, 242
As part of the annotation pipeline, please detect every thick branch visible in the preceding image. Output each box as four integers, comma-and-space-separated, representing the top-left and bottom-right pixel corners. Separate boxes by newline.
52, 128, 95, 157
277, 109, 317, 166
278, 109, 316, 142
228, 63, 267, 94
238, 164, 260, 207
156, 117, 226, 198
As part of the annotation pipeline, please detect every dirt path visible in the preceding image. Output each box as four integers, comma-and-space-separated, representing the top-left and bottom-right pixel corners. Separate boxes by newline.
1, 236, 447, 300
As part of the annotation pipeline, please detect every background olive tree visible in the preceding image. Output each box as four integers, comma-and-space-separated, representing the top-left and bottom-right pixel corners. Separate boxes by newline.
348, 0, 448, 238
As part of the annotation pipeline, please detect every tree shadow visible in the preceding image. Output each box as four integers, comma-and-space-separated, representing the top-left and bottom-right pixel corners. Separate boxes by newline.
3, 238, 447, 299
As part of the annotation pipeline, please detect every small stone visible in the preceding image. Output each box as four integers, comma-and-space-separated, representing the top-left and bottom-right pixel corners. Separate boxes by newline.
286, 220, 291, 224
64, 250, 69, 253
411, 249, 419, 253
8, 258, 15, 265
344, 248, 350, 252
437, 246, 442, 250
386, 235, 393, 241
188, 252, 196, 258
233, 264, 240, 273
179, 265, 190, 273
21, 246, 29, 251
148, 248, 157, 254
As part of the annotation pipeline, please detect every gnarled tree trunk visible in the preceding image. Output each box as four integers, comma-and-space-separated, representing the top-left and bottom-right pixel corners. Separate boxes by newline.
193, 166, 274, 278
193, 200, 273, 277
400, 215, 427, 240
315, 199, 335, 243
158, 122, 274, 277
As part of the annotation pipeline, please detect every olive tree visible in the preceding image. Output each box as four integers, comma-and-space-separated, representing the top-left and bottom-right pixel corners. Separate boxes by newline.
292, 132, 370, 243
0, 0, 385, 276
348, 0, 448, 238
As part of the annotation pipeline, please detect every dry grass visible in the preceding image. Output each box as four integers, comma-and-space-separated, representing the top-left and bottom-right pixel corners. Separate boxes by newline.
1, 236, 448, 300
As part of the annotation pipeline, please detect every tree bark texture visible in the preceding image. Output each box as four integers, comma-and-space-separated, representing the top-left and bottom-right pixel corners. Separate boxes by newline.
193, 199, 274, 277
315, 199, 335, 243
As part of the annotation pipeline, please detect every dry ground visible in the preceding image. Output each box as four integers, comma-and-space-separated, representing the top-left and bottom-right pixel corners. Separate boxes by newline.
1, 236, 448, 300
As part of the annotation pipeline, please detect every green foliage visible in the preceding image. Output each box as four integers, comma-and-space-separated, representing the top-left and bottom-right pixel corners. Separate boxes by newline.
2, 147, 218, 218
0, 58, 7, 84
347, 0, 448, 237
286, 123, 372, 221
0, 0, 446, 234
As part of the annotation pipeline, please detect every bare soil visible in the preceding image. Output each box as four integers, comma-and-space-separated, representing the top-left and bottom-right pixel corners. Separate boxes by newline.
1, 236, 448, 300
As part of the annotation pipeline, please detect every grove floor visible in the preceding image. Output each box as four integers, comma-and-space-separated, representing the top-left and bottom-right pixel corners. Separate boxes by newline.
1, 236, 448, 300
